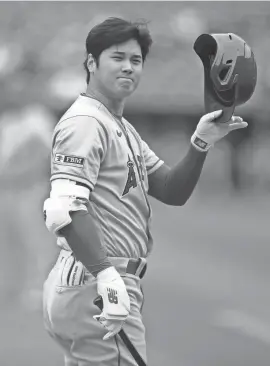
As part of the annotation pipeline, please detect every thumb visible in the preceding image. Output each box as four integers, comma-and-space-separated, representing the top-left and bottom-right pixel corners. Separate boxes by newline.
204, 110, 223, 122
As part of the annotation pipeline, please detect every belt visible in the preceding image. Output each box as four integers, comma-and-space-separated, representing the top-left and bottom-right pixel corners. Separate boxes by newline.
55, 250, 147, 281
105, 256, 147, 279
126, 257, 147, 279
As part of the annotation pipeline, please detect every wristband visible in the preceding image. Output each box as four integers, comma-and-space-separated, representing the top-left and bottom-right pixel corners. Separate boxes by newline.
191, 134, 212, 152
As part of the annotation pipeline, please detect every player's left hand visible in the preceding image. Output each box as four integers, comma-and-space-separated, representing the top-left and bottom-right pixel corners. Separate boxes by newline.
191, 109, 248, 152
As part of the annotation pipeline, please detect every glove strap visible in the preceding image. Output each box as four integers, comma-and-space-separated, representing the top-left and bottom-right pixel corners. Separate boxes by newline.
191, 133, 212, 152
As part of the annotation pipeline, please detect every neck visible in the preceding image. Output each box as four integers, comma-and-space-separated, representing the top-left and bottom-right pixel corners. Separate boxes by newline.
85, 84, 125, 118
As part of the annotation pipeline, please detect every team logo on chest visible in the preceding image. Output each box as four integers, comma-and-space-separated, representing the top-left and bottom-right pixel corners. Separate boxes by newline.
122, 154, 144, 196
122, 155, 137, 196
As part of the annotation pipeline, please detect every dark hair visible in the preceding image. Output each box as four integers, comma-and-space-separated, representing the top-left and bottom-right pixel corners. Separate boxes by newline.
83, 17, 153, 84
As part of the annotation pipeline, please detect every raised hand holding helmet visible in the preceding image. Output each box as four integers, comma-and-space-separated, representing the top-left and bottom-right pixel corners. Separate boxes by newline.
191, 110, 248, 152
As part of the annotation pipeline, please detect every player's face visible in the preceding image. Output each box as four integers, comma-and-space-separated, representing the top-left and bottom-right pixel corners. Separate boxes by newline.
94, 39, 143, 99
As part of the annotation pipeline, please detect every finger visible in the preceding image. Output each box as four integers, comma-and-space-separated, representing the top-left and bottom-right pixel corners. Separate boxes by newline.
205, 109, 223, 122
93, 314, 101, 321
93, 315, 107, 324
229, 121, 248, 131
231, 116, 243, 123
103, 330, 116, 341
103, 324, 122, 340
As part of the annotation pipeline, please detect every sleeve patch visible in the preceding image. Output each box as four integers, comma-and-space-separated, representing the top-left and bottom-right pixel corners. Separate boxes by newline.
54, 153, 85, 168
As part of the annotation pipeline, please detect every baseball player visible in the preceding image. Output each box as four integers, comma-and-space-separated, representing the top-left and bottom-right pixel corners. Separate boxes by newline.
43, 18, 249, 366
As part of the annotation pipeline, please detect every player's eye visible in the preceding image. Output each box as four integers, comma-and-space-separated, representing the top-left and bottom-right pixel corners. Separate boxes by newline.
112, 56, 123, 61
131, 59, 142, 65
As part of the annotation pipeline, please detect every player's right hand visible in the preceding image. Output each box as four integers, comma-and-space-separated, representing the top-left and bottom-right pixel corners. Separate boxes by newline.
191, 110, 248, 152
94, 266, 130, 340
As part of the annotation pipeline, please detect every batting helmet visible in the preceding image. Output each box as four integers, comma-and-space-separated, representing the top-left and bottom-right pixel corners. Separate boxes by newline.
193, 33, 257, 123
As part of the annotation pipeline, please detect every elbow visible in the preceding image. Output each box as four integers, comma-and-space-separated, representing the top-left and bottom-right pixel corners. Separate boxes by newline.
176, 198, 190, 207
176, 198, 189, 207
162, 176, 193, 206
164, 193, 190, 207
179, 196, 191, 206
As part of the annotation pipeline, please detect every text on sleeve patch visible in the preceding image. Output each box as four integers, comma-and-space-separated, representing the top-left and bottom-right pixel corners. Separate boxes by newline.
54, 153, 85, 167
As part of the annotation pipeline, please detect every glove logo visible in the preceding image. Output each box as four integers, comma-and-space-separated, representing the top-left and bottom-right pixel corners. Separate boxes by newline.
194, 136, 209, 150
107, 288, 118, 304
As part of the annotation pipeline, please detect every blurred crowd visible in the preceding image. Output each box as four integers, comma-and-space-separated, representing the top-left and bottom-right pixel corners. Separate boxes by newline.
0, 1, 269, 311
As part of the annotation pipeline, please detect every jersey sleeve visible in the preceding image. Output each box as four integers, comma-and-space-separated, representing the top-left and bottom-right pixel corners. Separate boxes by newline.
51, 116, 109, 190
141, 139, 164, 175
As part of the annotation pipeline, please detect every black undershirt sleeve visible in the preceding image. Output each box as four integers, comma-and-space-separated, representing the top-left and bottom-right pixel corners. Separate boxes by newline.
59, 209, 112, 277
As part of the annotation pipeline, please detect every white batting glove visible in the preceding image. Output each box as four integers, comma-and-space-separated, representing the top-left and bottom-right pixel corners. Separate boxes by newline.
94, 266, 130, 341
191, 110, 248, 152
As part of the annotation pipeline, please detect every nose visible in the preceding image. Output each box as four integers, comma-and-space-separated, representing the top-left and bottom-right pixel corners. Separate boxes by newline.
121, 60, 133, 73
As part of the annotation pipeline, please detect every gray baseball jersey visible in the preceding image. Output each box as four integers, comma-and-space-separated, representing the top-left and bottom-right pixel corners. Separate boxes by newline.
51, 95, 164, 258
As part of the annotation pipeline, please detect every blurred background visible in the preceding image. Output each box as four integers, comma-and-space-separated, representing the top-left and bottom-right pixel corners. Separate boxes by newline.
0, 1, 270, 365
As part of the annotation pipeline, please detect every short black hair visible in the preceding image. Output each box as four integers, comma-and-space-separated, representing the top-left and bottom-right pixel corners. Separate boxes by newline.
83, 17, 153, 84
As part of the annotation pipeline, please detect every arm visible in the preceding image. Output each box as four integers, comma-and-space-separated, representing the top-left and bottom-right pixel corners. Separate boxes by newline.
44, 116, 130, 340
44, 180, 130, 340
48, 116, 113, 276
44, 179, 112, 277
60, 208, 112, 277
148, 145, 207, 206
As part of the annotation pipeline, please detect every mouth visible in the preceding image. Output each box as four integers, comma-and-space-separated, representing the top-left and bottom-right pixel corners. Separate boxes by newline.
118, 77, 133, 82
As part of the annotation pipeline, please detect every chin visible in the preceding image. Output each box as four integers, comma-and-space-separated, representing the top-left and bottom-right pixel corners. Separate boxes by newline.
116, 88, 135, 99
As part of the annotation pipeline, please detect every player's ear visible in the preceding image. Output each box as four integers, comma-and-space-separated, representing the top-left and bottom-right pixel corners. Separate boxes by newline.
87, 54, 97, 74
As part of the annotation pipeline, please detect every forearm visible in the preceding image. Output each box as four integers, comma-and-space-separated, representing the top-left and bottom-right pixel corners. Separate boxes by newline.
164, 144, 208, 206
60, 209, 112, 277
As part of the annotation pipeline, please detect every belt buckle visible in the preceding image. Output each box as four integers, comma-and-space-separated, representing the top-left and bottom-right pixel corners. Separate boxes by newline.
135, 258, 147, 279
